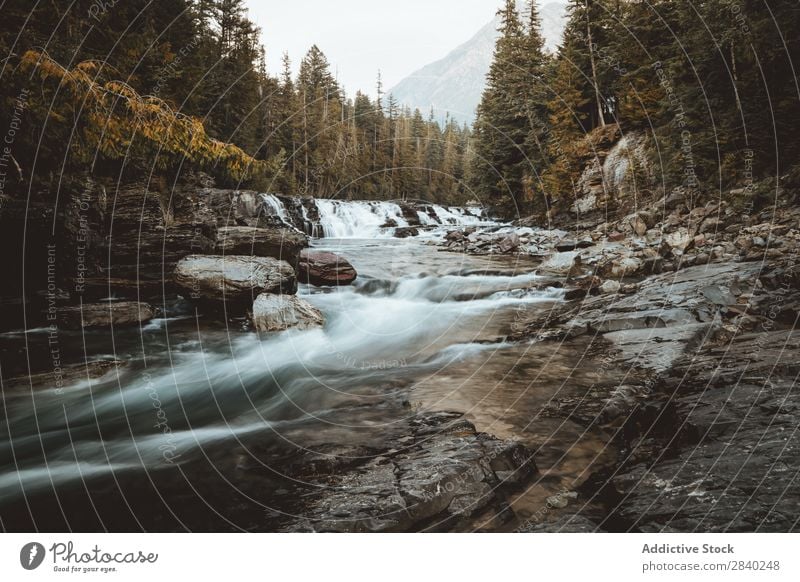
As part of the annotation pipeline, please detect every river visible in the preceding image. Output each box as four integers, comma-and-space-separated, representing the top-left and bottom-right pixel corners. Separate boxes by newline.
0, 201, 618, 531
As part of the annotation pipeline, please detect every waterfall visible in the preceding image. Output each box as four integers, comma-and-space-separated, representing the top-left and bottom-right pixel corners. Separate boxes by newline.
315, 200, 410, 238
257, 194, 488, 239
427, 205, 484, 226
261, 194, 292, 225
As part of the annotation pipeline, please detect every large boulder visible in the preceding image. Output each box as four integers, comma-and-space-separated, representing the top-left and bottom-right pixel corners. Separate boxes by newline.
175, 255, 297, 302
251, 294, 324, 333
216, 226, 307, 267
298, 250, 357, 287
57, 302, 155, 329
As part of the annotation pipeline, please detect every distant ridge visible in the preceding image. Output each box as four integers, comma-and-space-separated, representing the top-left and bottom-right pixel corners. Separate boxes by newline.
388, 1, 567, 125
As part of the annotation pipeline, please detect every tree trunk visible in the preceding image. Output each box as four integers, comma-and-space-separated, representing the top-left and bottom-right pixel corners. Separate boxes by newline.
586, 0, 606, 128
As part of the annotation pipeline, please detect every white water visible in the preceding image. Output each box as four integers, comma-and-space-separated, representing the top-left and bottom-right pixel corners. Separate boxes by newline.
257, 194, 488, 239
261, 194, 292, 225
315, 200, 409, 238
0, 238, 562, 499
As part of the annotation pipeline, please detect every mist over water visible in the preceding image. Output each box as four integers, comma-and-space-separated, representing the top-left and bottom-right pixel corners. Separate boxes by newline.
0, 208, 567, 502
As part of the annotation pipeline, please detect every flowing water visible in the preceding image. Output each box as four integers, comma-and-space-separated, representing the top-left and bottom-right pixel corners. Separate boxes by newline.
0, 202, 617, 531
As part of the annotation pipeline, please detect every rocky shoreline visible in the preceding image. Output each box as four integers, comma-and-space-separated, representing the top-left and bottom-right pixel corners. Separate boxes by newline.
435, 186, 800, 532
1, 167, 797, 532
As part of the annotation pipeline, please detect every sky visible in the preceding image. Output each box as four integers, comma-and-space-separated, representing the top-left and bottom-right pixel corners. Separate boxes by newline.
246, 0, 502, 97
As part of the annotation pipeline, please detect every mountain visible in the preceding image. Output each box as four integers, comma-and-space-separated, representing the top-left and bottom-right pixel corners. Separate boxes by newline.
388, 1, 567, 125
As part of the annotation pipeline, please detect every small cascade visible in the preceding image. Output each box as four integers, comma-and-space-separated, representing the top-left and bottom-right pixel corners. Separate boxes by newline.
315, 200, 410, 238
256, 194, 489, 238
261, 194, 292, 225
428, 205, 485, 226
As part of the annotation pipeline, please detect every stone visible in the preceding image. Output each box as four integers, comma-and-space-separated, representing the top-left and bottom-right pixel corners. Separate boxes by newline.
600, 280, 621, 294
57, 302, 154, 329
175, 255, 297, 302
251, 294, 324, 333
540, 252, 582, 276
496, 233, 520, 254
298, 250, 357, 287
215, 226, 307, 266
666, 228, 693, 251
394, 227, 420, 238
555, 239, 595, 252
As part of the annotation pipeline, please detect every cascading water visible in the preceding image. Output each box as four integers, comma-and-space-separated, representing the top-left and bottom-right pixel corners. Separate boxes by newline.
261, 194, 292, 225
257, 194, 488, 238
315, 200, 410, 238
428, 205, 485, 226
0, 237, 564, 505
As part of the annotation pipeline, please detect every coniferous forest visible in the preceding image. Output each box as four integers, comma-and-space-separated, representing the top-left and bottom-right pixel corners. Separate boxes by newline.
2, 0, 797, 213
0, 0, 471, 203
473, 0, 800, 216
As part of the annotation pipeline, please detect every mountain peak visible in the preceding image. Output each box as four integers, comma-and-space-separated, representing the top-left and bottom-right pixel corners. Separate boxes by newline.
388, 1, 567, 125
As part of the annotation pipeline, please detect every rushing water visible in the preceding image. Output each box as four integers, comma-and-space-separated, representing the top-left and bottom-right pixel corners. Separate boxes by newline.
0, 204, 616, 530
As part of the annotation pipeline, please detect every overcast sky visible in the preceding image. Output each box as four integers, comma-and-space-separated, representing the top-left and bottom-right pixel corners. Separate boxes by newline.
246, 0, 502, 97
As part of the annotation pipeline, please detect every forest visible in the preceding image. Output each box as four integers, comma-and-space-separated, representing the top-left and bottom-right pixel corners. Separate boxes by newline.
474, 0, 800, 216
0, 0, 471, 204
1, 0, 799, 213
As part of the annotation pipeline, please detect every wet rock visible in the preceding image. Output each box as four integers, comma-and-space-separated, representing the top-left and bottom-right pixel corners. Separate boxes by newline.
609, 330, 800, 532
555, 239, 595, 252
281, 412, 536, 532
251, 294, 324, 333
216, 226, 307, 267
298, 250, 357, 287
3, 359, 125, 392
175, 255, 297, 302
445, 229, 465, 242
57, 301, 155, 329
496, 233, 520, 254
394, 226, 420, 239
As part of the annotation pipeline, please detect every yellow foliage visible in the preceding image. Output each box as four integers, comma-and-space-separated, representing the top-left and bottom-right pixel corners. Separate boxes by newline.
18, 50, 280, 184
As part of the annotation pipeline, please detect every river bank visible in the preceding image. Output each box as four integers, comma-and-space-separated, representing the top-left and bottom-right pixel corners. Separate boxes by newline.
0, 175, 797, 532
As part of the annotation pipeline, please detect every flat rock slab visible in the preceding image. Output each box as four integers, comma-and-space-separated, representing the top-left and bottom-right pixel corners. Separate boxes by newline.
57, 302, 154, 329
282, 412, 535, 532
252, 294, 324, 333
216, 226, 307, 265
175, 255, 297, 301
610, 329, 800, 532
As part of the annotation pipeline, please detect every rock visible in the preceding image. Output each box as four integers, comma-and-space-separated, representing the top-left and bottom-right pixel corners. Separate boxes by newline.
599, 256, 643, 278
631, 215, 648, 237
540, 251, 582, 276
252, 294, 324, 332
394, 227, 420, 238
608, 232, 626, 242
280, 412, 536, 532
175, 255, 297, 302
298, 250, 357, 287
666, 228, 693, 251
445, 230, 465, 242
381, 218, 399, 228
600, 280, 621, 294
216, 226, 307, 266
664, 189, 685, 210
555, 239, 595, 252
57, 302, 154, 329
496, 233, 520, 254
